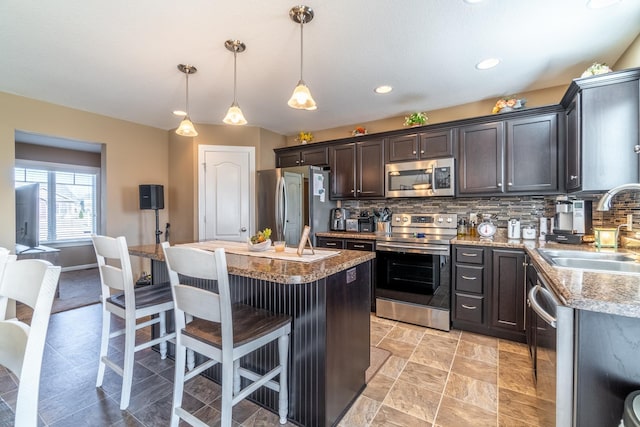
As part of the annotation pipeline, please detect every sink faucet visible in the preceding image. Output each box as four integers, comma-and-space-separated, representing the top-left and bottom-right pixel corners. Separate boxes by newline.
596, 183, 640, 211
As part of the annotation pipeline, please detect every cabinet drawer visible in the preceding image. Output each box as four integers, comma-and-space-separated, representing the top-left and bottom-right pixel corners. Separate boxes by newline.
455, 265, 484, 293
454, 294, 484, 324
346, 240, 374, 252
456, 247, 484, 264
316, 238, 344, 249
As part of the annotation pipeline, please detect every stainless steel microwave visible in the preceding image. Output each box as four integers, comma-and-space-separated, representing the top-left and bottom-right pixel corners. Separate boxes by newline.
385, 158, 455, 198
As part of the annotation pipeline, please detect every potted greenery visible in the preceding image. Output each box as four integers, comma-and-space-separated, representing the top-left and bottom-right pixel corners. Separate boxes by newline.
404, 112, 428, 127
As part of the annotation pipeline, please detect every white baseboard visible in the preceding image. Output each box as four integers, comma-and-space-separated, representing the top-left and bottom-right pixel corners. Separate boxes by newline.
61, 263, 98, 272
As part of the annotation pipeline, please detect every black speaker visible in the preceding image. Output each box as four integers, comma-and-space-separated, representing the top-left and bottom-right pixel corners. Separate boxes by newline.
139, 184, 164, 210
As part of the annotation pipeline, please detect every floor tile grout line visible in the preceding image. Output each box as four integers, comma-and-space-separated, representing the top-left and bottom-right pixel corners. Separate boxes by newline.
431, 330, 462, 426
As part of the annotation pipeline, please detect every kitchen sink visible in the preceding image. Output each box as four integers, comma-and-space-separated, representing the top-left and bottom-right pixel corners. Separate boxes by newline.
537, 248, 640, 274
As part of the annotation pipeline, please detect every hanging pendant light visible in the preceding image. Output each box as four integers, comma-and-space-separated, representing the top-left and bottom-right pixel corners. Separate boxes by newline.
176, 64, 198, 137
288, 5, 317, 110
223, 40, 248, 125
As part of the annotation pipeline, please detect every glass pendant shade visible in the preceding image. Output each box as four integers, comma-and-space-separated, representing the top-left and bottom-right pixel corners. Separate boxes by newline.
176, 116, 198, 136
175, 64, 198, 137
223, 102, 247, 125
288, 80, 317, 110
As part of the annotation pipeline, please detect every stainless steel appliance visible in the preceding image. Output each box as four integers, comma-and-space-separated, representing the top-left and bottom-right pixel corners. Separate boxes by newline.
375, 213, 457, 331
345, 217, 358, 232
331, 208, 347, 231
527, 272, 574, 426
385, 158, 455, 198
546, 198, 593, 244
257, 166, 336, 246
508, 218, 521, 239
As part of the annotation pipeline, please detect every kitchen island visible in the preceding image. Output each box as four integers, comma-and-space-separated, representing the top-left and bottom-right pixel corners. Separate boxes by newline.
129, 242, 374, 427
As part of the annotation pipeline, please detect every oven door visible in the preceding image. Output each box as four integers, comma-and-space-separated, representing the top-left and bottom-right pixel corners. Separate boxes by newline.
375, 249, 450, 310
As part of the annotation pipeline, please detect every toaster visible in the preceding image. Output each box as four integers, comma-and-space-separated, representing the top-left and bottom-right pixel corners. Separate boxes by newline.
346, 218, 359, 232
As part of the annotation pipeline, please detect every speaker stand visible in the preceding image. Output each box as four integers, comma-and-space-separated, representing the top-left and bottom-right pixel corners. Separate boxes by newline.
154, 208, 162, 244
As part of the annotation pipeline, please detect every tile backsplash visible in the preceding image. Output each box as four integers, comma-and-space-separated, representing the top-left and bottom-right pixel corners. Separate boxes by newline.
341, 191, 640, 233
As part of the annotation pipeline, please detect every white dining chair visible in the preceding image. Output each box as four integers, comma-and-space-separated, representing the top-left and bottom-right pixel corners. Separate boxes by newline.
0, 257, 61, 427
161, 242, 291, 427
91, 235, 176, 410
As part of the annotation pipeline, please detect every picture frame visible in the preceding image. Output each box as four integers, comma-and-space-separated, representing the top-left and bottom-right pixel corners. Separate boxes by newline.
296, 225, 314, 256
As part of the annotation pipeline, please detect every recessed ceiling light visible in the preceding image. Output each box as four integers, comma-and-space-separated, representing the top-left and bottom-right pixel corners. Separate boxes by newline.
464, 0, 484, 3
586, 0, 621, 9
173, 110, 187, 117
374, 85, 393, 94
476, 58, 501, 70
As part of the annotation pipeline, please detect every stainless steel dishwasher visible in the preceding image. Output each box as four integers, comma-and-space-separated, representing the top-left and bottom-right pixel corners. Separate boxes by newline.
528, 273, 574, 426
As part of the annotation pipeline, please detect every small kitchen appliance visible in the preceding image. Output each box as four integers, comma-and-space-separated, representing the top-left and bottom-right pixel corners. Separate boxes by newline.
358, 214, 375, 232
508, 218, 521, 239
345, 218, 359, 232
546, 198, 593, 244
330, 207, 346, 231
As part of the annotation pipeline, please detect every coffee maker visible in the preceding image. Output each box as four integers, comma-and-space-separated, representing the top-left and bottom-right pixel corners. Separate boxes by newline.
546, 197, 593, 244
330, 208, 346, 231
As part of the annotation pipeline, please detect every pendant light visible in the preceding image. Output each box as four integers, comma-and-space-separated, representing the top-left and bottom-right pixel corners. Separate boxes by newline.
287, 5, 317, 110
176, 64, 198, 137
223, 40, 248, 125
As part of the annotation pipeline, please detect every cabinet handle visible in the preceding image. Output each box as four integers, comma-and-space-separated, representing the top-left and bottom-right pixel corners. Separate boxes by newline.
497, 182, 502, 187
508, 182, 513, 186
300, 159, 305, 164
350, 189, 355, 193
420, 150, 425, 154
412, 151, 417, 155
462, 252, 477, 257
461, 304, 477, 310
326, 242, 337, 246
295, 160, 300, 164
352, 244, 365, 248
570, 175, 578, 180
461, 275, 477, 280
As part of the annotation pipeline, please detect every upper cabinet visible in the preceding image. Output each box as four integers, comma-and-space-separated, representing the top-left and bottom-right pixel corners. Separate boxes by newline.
458, 112, 560, 196
561, 68, 640, 192
386, 129, 454, 162
330, 138, 384, 199
275, 145, 329, 168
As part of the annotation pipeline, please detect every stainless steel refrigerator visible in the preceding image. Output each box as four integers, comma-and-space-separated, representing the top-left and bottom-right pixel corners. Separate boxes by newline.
256, 166, 336, 246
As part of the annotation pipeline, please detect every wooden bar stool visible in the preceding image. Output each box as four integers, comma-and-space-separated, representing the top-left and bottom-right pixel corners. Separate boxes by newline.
161, 242, 291, 427
0, 258, 60, 426
91, 235, 176, 410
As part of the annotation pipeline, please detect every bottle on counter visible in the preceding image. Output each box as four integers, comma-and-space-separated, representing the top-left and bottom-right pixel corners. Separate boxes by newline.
469, 220, 477, 237
457, 219, 468, 236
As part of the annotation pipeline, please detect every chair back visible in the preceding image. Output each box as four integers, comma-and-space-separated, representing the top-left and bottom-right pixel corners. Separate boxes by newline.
91, 235, 135, 309
0, 259, 61, 426
161, 243, 233, 345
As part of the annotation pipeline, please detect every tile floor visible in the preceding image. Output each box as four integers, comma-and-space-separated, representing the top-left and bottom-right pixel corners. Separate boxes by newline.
0, 304, 553, 426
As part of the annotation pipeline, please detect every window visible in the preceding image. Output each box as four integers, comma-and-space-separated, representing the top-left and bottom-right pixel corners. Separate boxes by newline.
15, 162, 99, 244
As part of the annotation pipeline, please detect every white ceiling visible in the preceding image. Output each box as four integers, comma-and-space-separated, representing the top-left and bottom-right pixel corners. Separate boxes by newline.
1, 0, 639, 136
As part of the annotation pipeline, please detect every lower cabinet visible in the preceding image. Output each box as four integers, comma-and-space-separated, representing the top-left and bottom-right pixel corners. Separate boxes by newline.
317, 236, 376, 311
452, 245, 526, 342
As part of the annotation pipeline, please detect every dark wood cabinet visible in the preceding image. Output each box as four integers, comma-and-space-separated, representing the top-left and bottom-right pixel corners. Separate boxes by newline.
386, 129, 454, 162
452, 245, 526, 342
561, 68, 640, 192
490, 249, 526, 338
275, 145, 329, 168
458, 122, 504, 194
506, 114, 558, 193
329, 138, 384, 199
316, 235, 376, 311
458, 114, 559, 196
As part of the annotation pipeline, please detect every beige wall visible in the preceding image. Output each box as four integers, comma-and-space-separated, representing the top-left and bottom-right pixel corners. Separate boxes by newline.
0, 92, 169, 272
167, 124, 286, 244
615, 32, 640, 71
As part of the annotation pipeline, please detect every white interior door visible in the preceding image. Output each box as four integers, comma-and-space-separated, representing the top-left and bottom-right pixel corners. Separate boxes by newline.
198, 145, 255, 242
283, 171, 302, 246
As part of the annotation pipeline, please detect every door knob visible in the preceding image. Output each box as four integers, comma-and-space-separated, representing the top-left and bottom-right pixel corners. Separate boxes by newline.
241, 227, 247, 232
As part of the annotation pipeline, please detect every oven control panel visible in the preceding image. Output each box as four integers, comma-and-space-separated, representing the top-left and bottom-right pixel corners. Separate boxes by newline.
392, 213, 457, 229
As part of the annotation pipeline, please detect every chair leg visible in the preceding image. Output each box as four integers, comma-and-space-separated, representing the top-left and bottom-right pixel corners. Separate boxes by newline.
221, 357, 234, 427
120, 317, 136, 410
187, 349, 195, 371
159, 312, 167, 359
171, 339, 187, 427
233, 359, 241, 395
96, 307, 110, 387
278, 334, 290, 424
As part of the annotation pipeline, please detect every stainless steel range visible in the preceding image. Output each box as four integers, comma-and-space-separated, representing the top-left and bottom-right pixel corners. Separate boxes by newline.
375, 213, 457, 331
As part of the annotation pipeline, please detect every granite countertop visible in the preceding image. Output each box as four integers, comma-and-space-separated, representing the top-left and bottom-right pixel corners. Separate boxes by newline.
453, 234, 640, 319
129, 243, 375, 285
315, 231, 379, 240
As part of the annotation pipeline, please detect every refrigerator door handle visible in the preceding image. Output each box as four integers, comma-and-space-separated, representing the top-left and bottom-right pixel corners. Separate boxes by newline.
276, 176, 286, 241
282, 177, 288, 239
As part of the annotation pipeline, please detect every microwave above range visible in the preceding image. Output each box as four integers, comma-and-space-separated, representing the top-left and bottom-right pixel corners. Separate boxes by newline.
385, 158, 455, 198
